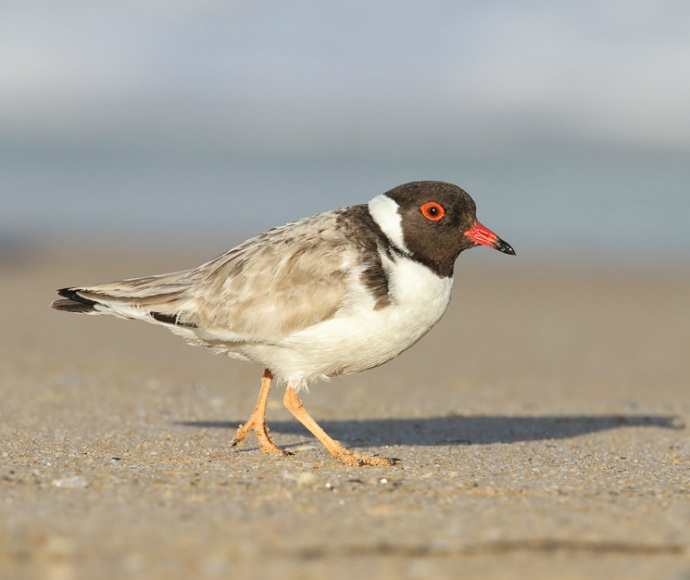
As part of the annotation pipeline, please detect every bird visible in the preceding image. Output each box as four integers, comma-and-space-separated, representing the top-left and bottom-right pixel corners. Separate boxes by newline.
51, 180, 515, 467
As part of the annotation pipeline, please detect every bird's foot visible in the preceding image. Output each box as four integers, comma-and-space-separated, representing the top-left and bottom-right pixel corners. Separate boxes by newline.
231, 412, 291, 456
329, 447, 399, 467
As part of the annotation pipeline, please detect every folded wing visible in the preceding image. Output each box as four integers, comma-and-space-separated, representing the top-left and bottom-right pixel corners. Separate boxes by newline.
51, 210, 361, 344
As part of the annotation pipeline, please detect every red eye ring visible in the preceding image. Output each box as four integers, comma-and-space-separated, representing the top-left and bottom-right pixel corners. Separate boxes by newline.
420, 202, 445, 221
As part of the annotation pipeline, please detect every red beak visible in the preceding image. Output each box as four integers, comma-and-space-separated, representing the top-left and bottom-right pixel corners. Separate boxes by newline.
464, 221, 515, 255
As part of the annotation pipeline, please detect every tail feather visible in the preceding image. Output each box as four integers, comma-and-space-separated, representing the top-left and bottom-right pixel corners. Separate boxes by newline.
67, 288, 184, 307
51, 288, 100, 313
50, 273, 197, 329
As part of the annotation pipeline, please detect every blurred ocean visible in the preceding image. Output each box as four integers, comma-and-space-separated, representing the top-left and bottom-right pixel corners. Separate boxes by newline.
1, 143, 687, 269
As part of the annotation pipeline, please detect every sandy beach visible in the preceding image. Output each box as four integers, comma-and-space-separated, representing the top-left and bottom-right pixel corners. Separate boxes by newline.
1, 243, 688, 580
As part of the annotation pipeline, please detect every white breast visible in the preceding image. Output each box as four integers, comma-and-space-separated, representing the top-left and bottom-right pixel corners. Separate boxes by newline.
259, 251, 454, 386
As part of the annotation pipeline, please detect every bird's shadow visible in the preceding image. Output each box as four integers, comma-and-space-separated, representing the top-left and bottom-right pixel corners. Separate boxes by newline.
177, 414, 683, 447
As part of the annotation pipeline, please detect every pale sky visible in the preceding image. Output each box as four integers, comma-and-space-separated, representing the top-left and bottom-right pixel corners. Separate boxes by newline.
2, 1, 688, 158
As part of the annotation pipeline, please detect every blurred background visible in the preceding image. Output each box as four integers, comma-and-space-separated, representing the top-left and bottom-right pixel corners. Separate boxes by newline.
1, 0, 688, 268
2, 7, 689, 578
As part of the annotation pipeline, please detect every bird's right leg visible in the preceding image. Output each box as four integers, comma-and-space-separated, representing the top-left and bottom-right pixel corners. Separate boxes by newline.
231, 369, 290, 456
283, 384, 393, 467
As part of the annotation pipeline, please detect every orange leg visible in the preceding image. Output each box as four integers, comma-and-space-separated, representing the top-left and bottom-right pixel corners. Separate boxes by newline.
283, 385, 393, 467
232, 369, 289, 456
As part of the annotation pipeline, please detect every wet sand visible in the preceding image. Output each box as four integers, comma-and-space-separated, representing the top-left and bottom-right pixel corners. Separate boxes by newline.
1, 243, 688, 580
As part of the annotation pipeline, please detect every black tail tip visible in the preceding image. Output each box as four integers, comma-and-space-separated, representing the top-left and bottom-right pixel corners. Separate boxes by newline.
51, 288, 98, 313
57, 287, 80, 300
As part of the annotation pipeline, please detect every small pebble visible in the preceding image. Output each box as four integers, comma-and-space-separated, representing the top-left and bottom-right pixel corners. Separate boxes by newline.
296, 472, 318, 489
51, 476, 89, 489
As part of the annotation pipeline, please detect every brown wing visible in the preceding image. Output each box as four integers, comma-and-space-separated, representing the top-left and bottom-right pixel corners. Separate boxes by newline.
185, 210, 357, 340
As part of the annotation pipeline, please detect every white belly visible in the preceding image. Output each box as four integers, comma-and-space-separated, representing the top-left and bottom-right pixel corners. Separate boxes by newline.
253, 254, 454, 386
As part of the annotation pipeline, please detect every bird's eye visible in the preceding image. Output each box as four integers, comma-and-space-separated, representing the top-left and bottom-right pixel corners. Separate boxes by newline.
420, 202, 445, 221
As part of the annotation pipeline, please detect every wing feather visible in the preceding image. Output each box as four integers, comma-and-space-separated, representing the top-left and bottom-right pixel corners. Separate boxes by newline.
188, 211, 356, 340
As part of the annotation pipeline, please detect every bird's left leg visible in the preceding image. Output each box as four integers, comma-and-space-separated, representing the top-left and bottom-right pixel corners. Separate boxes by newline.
232, 369, 290, 456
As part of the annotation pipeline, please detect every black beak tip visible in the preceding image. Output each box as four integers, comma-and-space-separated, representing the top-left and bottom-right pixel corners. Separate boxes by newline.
495, 239, 516, 256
